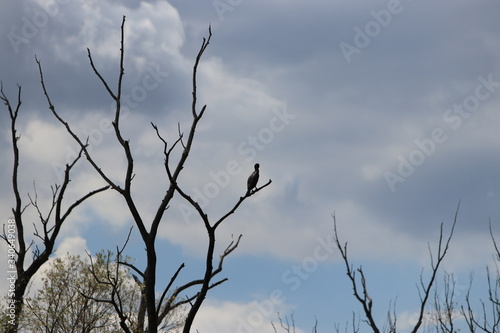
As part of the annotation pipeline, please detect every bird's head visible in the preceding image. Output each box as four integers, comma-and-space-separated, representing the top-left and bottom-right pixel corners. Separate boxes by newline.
254, 163, 260, 170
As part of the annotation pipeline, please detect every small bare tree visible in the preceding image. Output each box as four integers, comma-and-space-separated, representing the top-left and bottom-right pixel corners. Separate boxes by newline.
332, 206, 458, 333
430, 273, 460, 333
271, 313, 319, 333
0, 84, 108, 333
461, 223, 500, 333
36, 16, 271, 333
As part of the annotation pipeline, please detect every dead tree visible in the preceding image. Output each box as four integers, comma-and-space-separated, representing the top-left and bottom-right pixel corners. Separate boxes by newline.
332, 205, 458, 333
461, 223, 500, 333
0, 84, 108, 333
37, 16, 271, 333
430, 272, 460, 333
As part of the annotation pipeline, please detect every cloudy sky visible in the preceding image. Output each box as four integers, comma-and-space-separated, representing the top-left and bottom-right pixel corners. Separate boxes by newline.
1, 0, 500, 331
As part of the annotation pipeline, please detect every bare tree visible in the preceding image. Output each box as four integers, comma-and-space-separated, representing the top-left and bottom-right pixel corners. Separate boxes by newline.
35, 16, 271, 333
271, 312, 297, 333
270, 313, 319, 333
332, 205, 458, 333
431, 273, 460, 333
334, 313, 360, 333
0, 83, 108, 333
461, 223, 500, 333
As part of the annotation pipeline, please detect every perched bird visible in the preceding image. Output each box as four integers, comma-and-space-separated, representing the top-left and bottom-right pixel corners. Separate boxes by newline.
247, 163, 260, 194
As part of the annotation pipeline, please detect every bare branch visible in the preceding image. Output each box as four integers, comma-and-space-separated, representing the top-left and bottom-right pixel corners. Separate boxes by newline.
312, 316, 319, 333
333, 214, 381, 333
84, 250, 133, 333
1, 82, 27, 268
1, 77, 109, 332
490, 220, 500, 261
160, 234, 242, 320
214, 179, 272, 229
36, 57, 122, 196
157, 263, 185, 317
87, 48, 116, 100
410, 203, 458, 333
191, 25, 211, 118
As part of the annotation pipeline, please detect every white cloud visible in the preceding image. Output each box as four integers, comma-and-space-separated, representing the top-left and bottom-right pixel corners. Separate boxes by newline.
396, 308, 466, 333
19, 0, 185, 70
2, 1, 500, 329
54, 236, 88, 258
18, 118, 70, 166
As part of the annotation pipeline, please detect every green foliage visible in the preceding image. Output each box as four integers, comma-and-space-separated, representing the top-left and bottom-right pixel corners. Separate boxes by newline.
23, 253, 123, 332
20, 251, 186, 333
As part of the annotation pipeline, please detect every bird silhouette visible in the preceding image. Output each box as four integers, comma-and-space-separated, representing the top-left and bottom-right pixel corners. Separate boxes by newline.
247, 163, 260, 194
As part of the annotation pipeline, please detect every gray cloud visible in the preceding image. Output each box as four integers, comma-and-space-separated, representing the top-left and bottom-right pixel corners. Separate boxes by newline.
1, 1, 500, 330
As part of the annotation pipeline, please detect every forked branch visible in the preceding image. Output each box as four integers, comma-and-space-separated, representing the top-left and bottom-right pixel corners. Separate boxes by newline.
333, 214, 380, 333
411, 205, 458, 333
332, 203, 459, 333
1, 78, 108, 333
